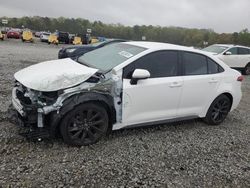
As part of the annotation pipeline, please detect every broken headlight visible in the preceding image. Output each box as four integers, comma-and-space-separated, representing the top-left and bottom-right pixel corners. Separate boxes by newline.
38, 91, 60, 106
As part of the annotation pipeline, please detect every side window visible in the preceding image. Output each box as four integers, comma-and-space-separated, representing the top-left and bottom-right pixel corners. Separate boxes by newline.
238, 47, 250, 55
183, 52, 207, 75
123, 51, 178, 79
208, 58, 224, 74
226, 47, 238, 55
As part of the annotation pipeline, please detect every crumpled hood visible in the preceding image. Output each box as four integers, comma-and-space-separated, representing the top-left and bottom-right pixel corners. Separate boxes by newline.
14, 58, 98, 92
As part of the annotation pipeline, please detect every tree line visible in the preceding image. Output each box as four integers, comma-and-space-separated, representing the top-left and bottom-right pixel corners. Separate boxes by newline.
1, 16, 250, 47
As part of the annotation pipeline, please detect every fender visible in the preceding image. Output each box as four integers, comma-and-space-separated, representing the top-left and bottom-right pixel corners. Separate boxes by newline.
48, 91, 116, 137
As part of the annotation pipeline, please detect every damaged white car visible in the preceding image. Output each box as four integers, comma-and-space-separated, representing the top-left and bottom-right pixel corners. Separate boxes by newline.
12, 42, 243, 146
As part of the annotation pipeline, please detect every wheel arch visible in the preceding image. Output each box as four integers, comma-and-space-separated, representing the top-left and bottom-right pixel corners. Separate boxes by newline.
222, 92, 233, 108
201, 92, 234, 118
48, 92, 116, 137
244, 62, 250, 75
245, 62, 250, 67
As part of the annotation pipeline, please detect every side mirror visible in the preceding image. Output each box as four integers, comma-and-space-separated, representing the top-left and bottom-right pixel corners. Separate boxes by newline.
224, 51, 232, 55
130, 69, 150, 85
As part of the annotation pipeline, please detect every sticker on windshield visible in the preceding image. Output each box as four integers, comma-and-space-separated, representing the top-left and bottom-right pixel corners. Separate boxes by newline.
118, 51, 133, 58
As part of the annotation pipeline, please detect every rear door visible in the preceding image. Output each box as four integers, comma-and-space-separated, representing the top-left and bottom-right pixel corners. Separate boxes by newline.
122, 50, 183, 125
178, 52, 224, 117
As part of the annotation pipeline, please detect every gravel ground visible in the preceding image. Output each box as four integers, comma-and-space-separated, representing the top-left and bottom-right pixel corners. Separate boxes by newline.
0, 39, 249, 188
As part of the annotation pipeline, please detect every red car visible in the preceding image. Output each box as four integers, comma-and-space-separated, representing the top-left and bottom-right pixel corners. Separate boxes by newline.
7, 29, 21, 39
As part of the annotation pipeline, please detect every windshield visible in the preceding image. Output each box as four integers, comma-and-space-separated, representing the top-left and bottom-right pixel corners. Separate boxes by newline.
202, 45, 229, 54
78, 43, 146, 72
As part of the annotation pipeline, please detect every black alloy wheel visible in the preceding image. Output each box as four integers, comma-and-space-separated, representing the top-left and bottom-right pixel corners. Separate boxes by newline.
60, 103, 109, 146
204, 95, 232, 125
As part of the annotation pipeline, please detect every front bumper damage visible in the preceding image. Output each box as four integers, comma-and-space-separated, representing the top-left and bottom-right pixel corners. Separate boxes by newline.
10, 80, 109, 140
11, 87, 54, 140
11, 71, 122, 141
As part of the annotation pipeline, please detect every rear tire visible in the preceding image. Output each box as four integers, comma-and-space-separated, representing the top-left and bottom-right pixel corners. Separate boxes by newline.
204, 95, 232, 125
60, 103, 109, 146
243, 63, 250, 75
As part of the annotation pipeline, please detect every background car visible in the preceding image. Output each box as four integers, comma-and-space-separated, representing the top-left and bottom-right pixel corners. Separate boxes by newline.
69, 34, 76, 44
34, 31, 41, 38
21, 30, 34, 42
7, 29, 21, 39
57, 31, 70, 44
40, 32, 51, 42
58, 39, 127, 59
203, 44, 250, 75
0, 31, 4, 40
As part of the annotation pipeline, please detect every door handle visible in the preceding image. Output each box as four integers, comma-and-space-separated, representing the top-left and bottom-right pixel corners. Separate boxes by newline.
209, 78, 218, 83
169, 82, 182, 88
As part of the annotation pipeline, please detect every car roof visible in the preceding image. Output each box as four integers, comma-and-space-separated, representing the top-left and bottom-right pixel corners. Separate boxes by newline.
213, 44, 250, 49
113, 41, 231, 72
124, 41, 200, 52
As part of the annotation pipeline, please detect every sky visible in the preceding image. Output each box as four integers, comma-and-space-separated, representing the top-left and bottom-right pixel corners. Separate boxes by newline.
0, 0, 249, 33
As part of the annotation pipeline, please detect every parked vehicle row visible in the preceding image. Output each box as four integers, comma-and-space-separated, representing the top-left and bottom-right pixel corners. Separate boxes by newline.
11, 41, 243, 146
203, 44, 250, 75
1, 28, 105, 46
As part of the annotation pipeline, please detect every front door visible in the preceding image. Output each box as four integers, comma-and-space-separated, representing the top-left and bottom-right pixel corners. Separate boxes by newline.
218, 47, 239, 67
121, 50, 183, 126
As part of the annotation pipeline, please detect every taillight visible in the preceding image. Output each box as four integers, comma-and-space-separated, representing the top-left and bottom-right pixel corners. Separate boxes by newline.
237, 75, 244, 82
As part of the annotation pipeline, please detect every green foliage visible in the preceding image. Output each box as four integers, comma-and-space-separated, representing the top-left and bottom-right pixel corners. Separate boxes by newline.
1, 16, 250, 47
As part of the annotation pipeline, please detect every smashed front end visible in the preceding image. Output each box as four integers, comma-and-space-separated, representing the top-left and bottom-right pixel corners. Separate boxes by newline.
11, 70, 122, 141
11, 82, 60, 139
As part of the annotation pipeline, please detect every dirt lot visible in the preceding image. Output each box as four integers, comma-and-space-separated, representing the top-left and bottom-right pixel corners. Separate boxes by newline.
0, 39, 249, 187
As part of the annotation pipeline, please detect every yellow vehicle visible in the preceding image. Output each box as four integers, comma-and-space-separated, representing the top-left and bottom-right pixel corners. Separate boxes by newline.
91, 38, 99, 44
73, 36, 82, 45
0, 31, 4, 41
48, 34, 59, 45
22, 31, 34, 42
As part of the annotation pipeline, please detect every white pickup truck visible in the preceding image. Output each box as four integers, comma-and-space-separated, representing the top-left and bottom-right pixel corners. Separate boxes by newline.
203, 44, 250, 75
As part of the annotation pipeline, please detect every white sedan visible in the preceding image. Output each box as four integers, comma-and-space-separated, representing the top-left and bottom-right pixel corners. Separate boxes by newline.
12, 42, 243, 146
203, 44, 250, 75
40, 32, 51, 42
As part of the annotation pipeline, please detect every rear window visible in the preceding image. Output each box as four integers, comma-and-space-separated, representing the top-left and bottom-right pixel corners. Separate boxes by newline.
183, 52, 207, 75
238, 47, 250, 55
183, 52, 224, 75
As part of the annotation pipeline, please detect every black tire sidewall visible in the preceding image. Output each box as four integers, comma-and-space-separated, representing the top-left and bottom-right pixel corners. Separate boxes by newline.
60, 103, 109, 146
205, 95, 231, 125
244, 63, 250, 75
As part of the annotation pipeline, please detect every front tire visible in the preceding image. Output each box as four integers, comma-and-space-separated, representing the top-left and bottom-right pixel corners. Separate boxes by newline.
204, 95, 232, 125
60, 103, 109, 146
